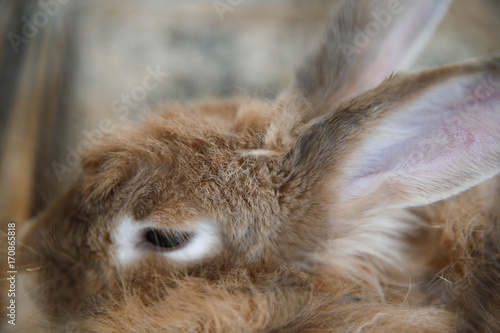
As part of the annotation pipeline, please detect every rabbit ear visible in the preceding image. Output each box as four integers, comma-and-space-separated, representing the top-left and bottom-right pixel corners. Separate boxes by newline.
296, 0, 453, 107
292, 56, 500, 214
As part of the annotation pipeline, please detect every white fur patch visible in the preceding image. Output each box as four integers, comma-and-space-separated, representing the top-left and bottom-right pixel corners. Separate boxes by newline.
243, 149, 281, 157
163, 222, 221, 262
114, 215, 144, 264
113, 215, 222, 265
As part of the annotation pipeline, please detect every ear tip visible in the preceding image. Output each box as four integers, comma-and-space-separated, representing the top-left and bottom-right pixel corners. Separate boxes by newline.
474, 53, 500, 69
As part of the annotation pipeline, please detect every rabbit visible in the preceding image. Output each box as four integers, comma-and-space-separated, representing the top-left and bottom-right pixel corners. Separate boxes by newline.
12, 0, 500, 331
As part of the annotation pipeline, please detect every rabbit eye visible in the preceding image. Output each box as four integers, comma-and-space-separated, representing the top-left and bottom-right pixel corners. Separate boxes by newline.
114, 215, 222, 264
144, 229, 191, 250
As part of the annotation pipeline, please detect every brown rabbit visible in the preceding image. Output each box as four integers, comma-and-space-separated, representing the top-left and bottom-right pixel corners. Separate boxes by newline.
13, 0, 500, 331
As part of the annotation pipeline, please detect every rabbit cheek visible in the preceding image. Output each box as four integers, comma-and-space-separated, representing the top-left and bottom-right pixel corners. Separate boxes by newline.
112, 214, 222, 266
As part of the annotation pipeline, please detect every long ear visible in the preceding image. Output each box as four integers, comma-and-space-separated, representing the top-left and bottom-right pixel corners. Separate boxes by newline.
296, 0, 453, 108
291, 56, 500, 215
267, 0, 453, 152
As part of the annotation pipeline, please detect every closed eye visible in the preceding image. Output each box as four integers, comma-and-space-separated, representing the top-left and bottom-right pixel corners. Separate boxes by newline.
144, 228, 191, 251
114, 215, 222, 265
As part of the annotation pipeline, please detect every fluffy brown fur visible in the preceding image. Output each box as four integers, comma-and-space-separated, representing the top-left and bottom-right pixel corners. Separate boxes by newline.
14, 0, 500, 332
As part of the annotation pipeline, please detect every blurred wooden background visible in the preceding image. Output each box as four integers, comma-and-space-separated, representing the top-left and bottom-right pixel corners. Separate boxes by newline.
0, 0, 500, 322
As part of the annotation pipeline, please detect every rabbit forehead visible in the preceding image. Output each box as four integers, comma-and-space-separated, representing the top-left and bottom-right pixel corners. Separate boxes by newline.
117, 161, 284, 254
80, 118, 287, 257
81, 105, 278, 212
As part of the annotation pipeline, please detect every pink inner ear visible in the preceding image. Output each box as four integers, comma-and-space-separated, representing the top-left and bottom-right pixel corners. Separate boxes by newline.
340, 73, 500, 208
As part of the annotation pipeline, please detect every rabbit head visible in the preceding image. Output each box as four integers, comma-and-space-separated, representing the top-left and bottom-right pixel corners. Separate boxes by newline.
19, 0, 500, 331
